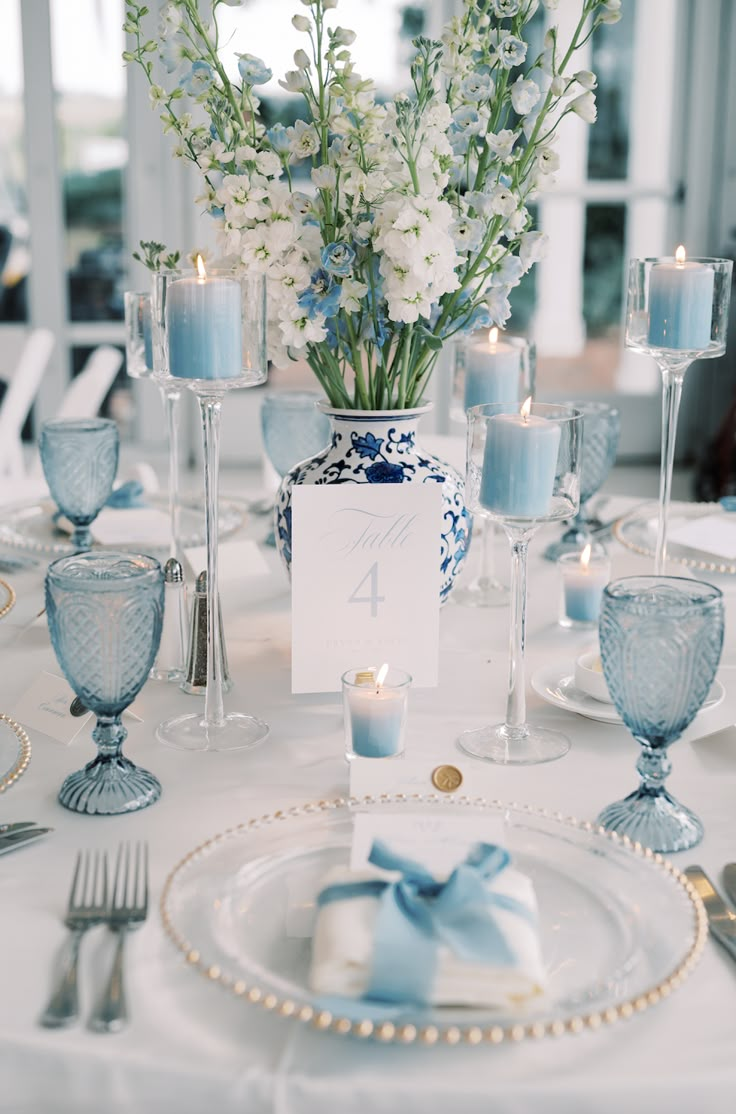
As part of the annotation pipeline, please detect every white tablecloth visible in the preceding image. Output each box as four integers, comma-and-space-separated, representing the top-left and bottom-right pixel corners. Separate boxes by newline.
1, 490, 736, 1114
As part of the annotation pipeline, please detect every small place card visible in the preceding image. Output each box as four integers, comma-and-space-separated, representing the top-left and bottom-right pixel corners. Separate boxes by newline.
13, 672, 141, 745
184, 539, 270, 583
92, 507, 172, 548
350, 811, 505, 876
669, 514, 736, 560
291, 484, 441, 693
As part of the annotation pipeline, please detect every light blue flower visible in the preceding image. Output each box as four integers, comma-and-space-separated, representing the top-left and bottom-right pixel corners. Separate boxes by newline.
450, 216, 484, 253
498, 35, 527, 70
460, 73, 494, 102
298, 270, 342, 319
266, 123, 291, 155
321, 242, 355, 278
237, 53, 273, 85
179, 61, 214, 96
451, 106, 482, 134
448, 131, 470, 156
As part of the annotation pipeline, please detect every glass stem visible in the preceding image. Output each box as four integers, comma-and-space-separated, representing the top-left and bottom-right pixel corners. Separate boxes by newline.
91, 715, 127, 760
635, 743, 672, 796
161, 386, 181, 560
71, 524, 92, 551
479, 518, 495, 587
199, 394, 226, 729
656, 366, 688, 575
504, 531, 530, 734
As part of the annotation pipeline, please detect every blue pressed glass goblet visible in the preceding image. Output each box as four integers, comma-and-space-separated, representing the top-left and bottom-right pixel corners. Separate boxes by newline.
261, 391, 331, 477
39, 418, 119, 551
545, 402, 620, 561
46, 551, 164, 815
596, 576, 724, 853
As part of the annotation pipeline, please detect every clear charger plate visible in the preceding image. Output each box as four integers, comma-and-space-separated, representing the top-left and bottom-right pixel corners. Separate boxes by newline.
0, 715, 31, 793
615, 501, 736, 575
161, 794, 706, 1046
0, 493, 247, 557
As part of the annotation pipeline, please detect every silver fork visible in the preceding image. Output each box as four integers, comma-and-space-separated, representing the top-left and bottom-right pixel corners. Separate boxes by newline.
40, 850, 108, 1028
88, 842, 148, 1033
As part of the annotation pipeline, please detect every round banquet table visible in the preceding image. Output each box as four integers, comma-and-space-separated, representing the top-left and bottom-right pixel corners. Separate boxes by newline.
0, 486, 735, 1114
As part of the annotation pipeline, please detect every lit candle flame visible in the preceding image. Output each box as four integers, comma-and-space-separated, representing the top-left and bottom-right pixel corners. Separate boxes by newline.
580, 543, 592, 570
488, 326, 499, 347
520, 396, 532, 421
376, 662, 389, 691
675, 245, 686, 265
196, 254, 207, 281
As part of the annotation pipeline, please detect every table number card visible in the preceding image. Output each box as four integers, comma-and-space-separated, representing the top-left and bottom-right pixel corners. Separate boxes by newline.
291, 484, 442, 693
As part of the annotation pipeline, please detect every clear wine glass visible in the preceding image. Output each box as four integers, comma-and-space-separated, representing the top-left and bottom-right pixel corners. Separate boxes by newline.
458, 401, 582, 765
46, 551, 164, 814
151, 262, 269, 752
596, 576, 724, 853
544, 401, 620, 561
39, 418, 119, 551
625, 252, 732, 573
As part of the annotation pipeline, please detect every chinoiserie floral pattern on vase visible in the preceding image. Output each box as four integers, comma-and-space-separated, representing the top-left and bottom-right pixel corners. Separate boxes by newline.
275, 406, 471, 603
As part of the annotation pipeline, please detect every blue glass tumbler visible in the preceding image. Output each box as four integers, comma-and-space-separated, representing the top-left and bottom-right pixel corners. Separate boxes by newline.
596, 576, 724, 853
46, 552, 164, 815
39, 418, 119, 550
260, 391, 331, 477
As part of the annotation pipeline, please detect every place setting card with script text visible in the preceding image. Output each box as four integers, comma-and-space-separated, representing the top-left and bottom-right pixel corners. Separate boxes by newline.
291, 484, 442, 693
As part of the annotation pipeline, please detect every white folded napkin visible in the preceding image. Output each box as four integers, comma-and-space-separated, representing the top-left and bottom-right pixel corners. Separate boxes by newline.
309, 856, 547, 1009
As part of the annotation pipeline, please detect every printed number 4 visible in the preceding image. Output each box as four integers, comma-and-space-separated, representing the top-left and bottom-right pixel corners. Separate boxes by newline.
349, 562, 385, 618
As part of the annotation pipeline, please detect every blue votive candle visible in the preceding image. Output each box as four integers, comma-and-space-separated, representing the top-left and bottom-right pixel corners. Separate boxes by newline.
167, 260, 243, 379
343, 666, 410, 760
463, 328, 521, 410
558, 546, 611, 628
647, 248, 714, 351
480, 404, 561, 519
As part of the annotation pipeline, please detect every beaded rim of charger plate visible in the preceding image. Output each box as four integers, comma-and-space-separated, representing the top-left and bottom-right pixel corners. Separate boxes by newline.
0, 577, 16, 621
159, 793, 708, 1046
0, 713, 31, 793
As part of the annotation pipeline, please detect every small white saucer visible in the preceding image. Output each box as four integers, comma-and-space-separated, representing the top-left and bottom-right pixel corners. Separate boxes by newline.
530, 665, 726, 725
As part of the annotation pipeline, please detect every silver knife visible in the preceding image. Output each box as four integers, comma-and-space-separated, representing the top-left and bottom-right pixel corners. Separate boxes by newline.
685, 866, 736, 963
0, 821, 39, 837
0, 828, 52, 856
722, 863, 736, 909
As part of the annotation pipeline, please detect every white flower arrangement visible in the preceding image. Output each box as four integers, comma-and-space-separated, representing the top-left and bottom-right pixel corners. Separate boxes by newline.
124, 0, 620, 409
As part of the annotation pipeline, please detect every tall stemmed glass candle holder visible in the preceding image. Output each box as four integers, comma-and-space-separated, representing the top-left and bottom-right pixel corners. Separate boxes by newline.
124, 289, 183, 563
152, 259, 269, 751
452, 330, 535, 608
596, 577, 724, 853
459, 401, 582, 765
626, 251, 732, 573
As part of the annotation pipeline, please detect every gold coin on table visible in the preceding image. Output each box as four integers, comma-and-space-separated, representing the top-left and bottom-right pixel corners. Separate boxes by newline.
430, 764, 463, 793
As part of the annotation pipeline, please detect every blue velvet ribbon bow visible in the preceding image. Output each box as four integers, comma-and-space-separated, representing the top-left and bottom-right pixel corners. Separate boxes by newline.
317, 840, 534, 1005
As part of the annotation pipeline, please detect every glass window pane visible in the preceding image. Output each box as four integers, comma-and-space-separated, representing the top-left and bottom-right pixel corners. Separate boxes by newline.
583, 203, 626, 339
0, 0, 29, 323
51, 0, 126, 322
587, 0, 636, 180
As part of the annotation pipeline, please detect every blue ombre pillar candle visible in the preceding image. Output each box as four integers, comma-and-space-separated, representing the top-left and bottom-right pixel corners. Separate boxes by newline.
647, 248, 714, 350
480, 407, 561, 519
167, 263, 242, 379
464, 328, 521, 410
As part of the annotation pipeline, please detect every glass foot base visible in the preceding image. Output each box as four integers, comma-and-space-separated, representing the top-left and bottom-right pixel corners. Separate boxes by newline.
596, 789, 703, 853
58, 755, 161, 815
156, 712, 269, 752
456, 723, 570, 766
452, 576, 509, 608
149, 666, 184, 683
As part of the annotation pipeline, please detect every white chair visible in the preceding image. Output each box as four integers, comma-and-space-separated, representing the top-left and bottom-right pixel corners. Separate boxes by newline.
0, 327, 54, 480
54, 344, 123, 420
29, 344, 124, 479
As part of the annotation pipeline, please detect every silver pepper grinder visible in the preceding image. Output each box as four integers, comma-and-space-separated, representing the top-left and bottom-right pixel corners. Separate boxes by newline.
180, 569, 232, 694
150, 557, 188, 682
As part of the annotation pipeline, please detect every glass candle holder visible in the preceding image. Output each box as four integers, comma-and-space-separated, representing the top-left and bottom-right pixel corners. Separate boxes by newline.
558, 545, 611, 628
342, 666, 411, 760
626, 252, 732, 574
123, 291, 154, 379
459, 401, 582, 766
452, 329, 535, 609
151, 261, 269, 752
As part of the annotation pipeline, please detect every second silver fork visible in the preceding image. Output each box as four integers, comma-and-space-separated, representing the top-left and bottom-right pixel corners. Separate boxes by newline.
88, 842, 149, 1034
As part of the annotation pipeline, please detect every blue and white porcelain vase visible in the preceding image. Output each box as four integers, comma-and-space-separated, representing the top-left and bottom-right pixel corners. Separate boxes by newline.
274, 405, 471, 603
